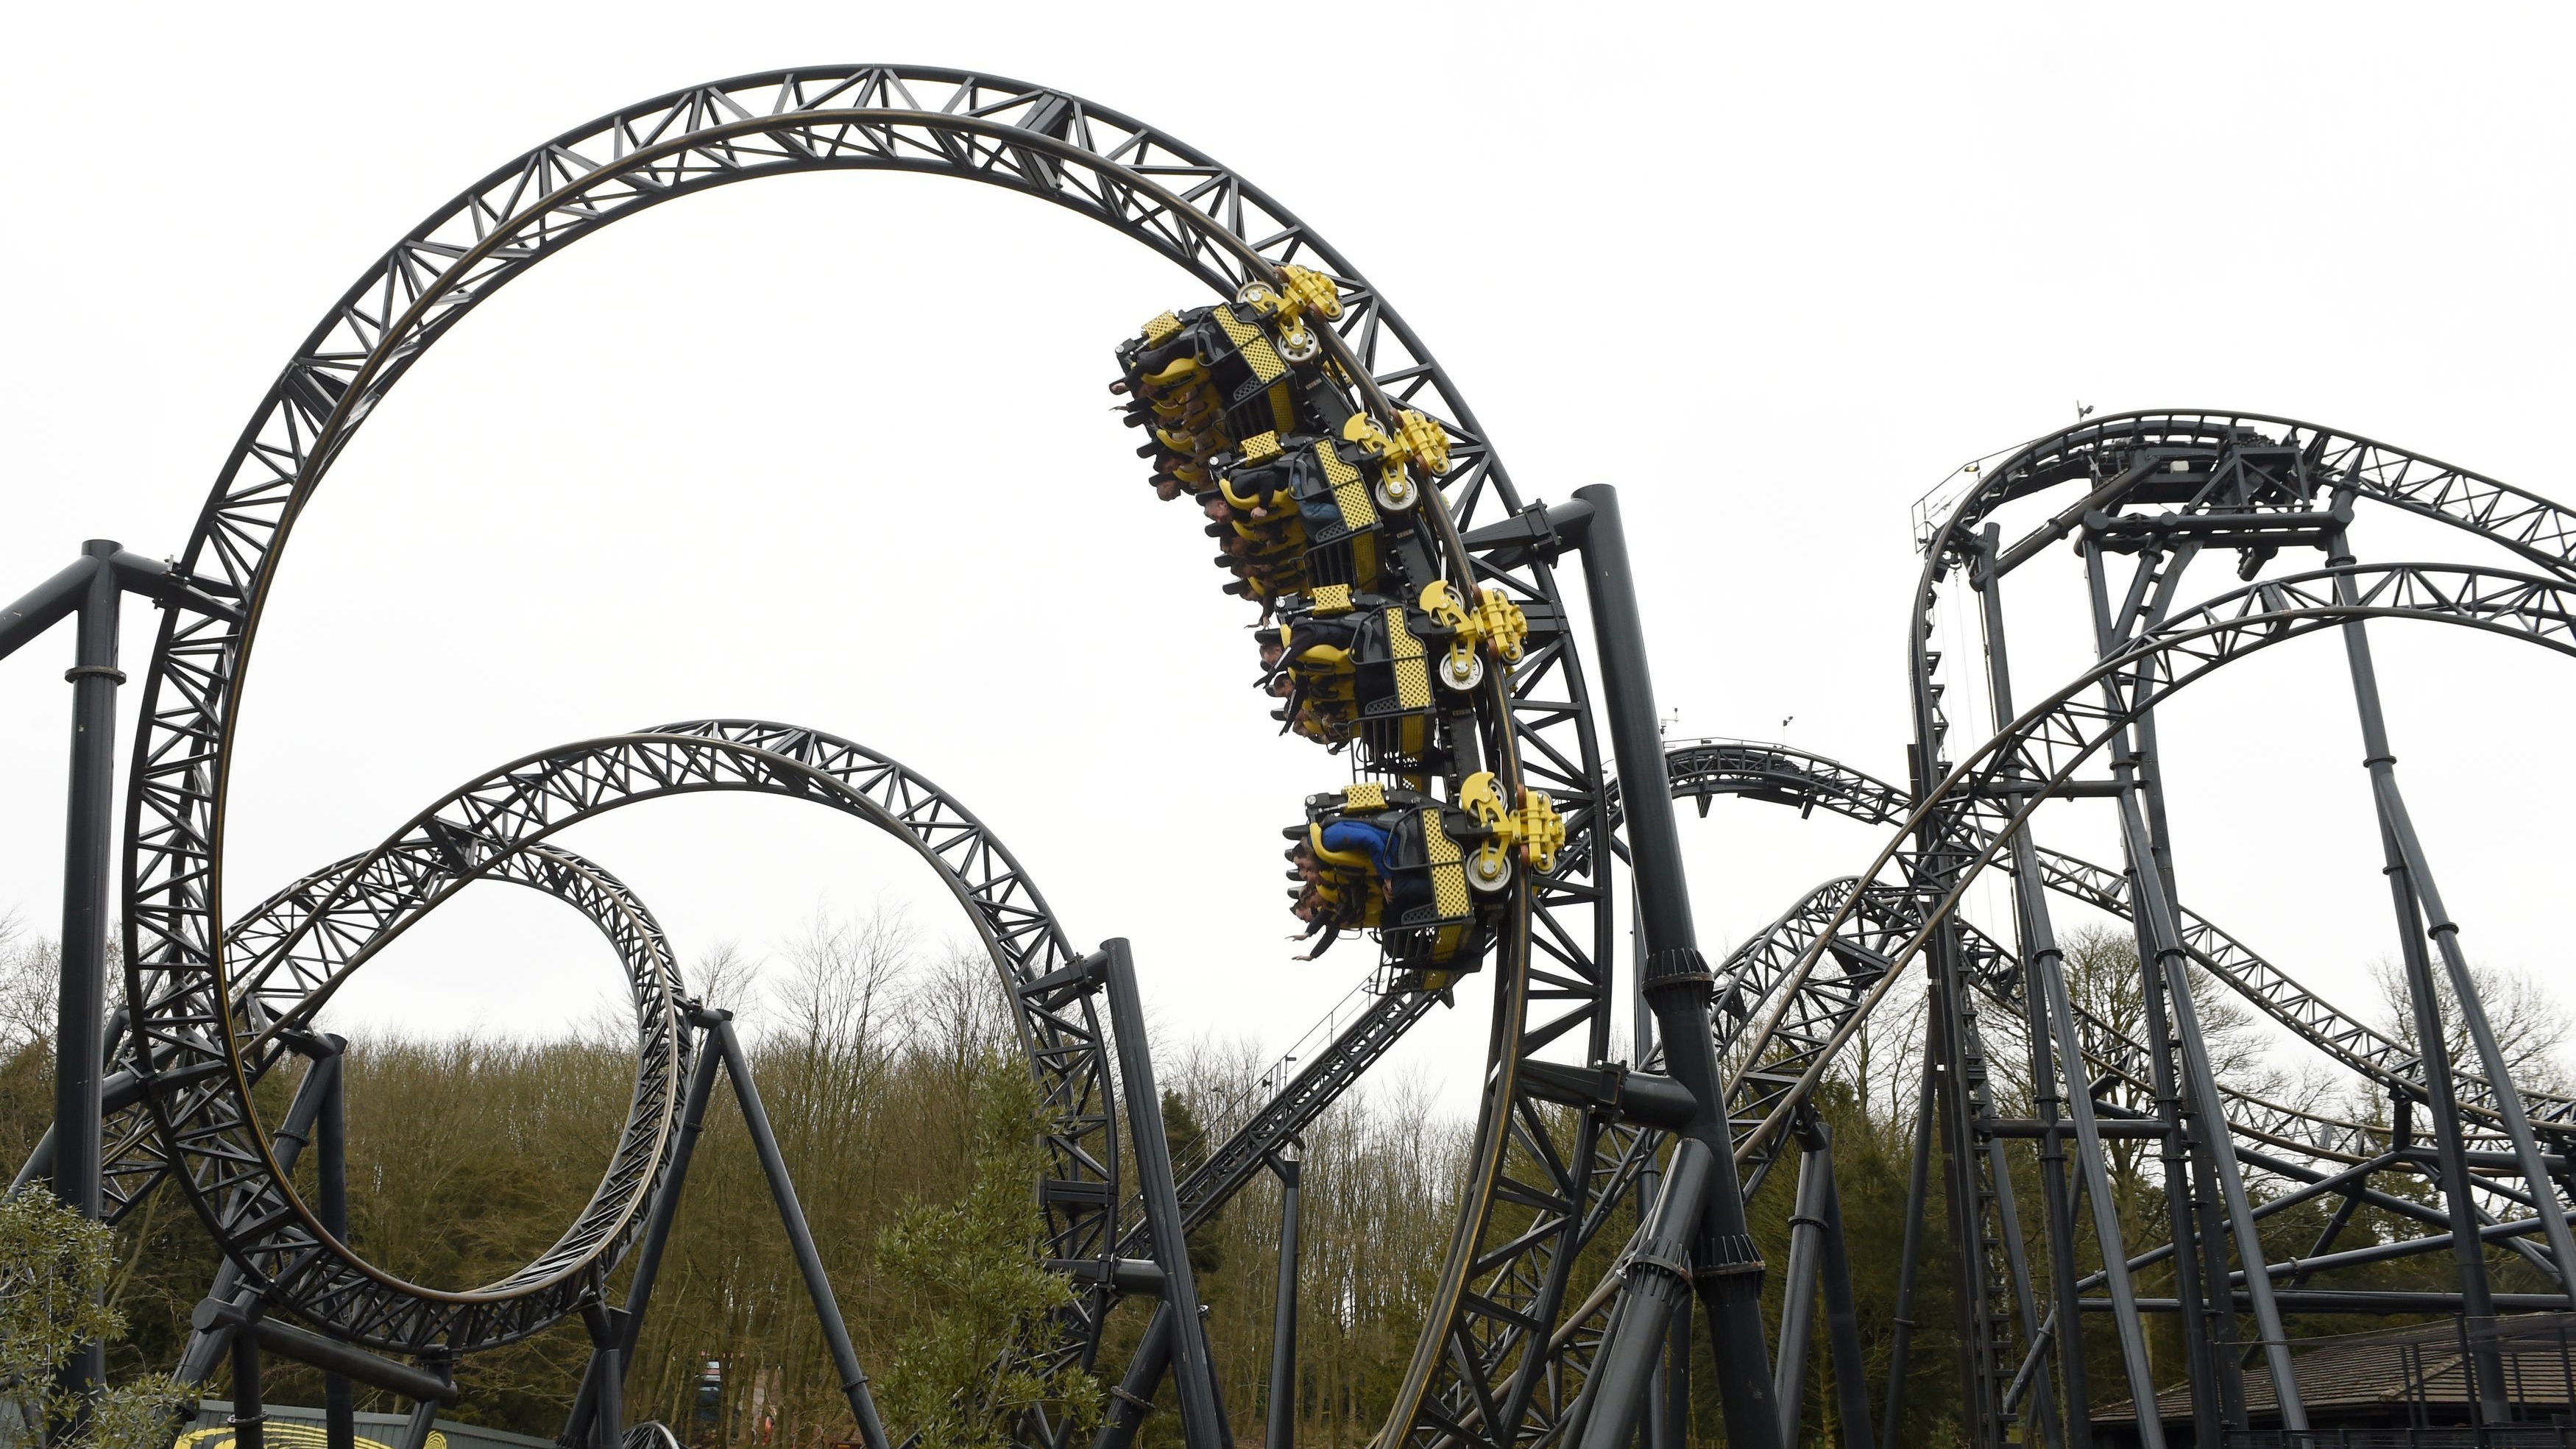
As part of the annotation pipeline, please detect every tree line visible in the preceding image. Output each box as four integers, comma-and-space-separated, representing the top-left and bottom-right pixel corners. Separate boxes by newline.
0, 907, 2563, 1448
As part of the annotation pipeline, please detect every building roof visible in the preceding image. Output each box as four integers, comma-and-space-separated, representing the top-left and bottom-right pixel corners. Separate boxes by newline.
2097, 1315, 2576, 1424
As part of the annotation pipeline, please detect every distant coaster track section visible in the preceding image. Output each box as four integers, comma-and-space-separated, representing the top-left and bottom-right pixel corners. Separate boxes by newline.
120, 67, 1615, 1446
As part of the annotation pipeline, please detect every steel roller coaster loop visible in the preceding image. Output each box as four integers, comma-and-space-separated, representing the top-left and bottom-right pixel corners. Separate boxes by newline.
94, 840, 686, 1225
129, 720, 1108, 1363
119, 66, 1619, 1449
68, 54, 2576, 1445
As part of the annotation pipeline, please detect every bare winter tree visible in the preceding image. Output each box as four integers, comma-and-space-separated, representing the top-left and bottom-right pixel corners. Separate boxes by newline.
2368, 954, 2573, 1098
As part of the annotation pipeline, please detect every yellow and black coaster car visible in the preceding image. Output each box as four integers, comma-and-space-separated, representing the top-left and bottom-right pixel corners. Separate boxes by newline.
1192, 428, 1398, 615
1262, 587, 1473, 767
1262, 580, 1529, 759
1113, 269, 1354, 499
1284, 782, 1509, 971
1280, 774, 1565, 977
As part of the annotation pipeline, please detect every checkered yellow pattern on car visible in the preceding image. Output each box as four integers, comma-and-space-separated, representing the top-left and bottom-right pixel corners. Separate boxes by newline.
1420, 809, 1471, 918
1213, 308, 1287, 382
1320, 446, 1378, 531
1383, 607, 1432, 709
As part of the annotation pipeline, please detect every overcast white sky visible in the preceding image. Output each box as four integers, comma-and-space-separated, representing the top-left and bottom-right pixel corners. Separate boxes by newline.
5, 4, 2575, 1121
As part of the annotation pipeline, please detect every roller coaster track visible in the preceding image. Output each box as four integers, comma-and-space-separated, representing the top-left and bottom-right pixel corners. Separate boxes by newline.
1726, 563, 2576, 1178
1911, 411, 2576, 581
1515, 680, 2576, 1431
1635, 739, 2575, 1152
119, 68, 1615, 1449
89, 54, 2576, 1442
98, 841, 687, 1224
129, 720, 1111, 1369
1245, 707, 2549, 1440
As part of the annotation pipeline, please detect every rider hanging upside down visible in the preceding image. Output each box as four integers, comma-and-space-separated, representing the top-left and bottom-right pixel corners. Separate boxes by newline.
1283, 777, 1565, 971
1112, 268, 1352, 499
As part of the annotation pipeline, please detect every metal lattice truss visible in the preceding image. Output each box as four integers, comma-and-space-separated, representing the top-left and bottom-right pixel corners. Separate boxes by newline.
1638, 746, 2566, 1168
1742, 562, 2576, 1166
127, 720, 1111, 1361
1916, 411, 2576, 578
121, 65, 1616, 1441
101, 840, 685, 1224
1634, 742, 2563, 1162
119, 53, 2576, 1443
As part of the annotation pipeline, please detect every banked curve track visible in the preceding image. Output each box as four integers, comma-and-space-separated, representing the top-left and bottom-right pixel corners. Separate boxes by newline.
127, 719, 1111, 1361
120, 68, 1616, 1449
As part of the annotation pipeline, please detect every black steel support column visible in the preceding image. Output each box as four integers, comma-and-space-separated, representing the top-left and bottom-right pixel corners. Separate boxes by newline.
400, 1392, 443, 1449
2081, 545, 2229, 1445
316, 1041, 355, 1449
2083, 543, 2305, 1434
1926, 967, 2003, 1445
1092, 1302, 1176, 1449
580, 1301, 623, 1449
1630, 928, 1688, 1449
4, 542, 233, 1416
1972, 528, 2162, 1445
1576, 1141, 1716, 1449
2124, 546, 2256, 1434
710, 1014, 893, 1449
1655, 1299, 1689, 1449
1267, 1143, 1303, 1449
230, 1305, 266, 1449
1098, 939, 1231, 1449
563, 1030, 723, 1448
1808, 1130, 1874, 1449
1907, 603, 2009, 1443
2324, 517, 2515, 1417
1564, 483, 1780, 1449
1773, 1124, 1828, 1445
1877, 1044, 1939, 1449
56, 539, 120, 1408
2361, 734, 2576, 1287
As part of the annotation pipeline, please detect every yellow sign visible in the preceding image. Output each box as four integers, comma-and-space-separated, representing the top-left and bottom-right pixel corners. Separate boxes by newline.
176, 1424, 442, 1449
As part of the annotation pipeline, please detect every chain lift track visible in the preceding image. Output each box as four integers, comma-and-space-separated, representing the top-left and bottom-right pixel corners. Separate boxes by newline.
117, 69, 1615, 1448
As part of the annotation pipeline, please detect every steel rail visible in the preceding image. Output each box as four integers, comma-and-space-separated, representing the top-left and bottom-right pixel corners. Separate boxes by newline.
1735, 562, 2576, 1170
96, 841, 684, 1224
1912, 411, 2576, 585
130, 720, 1110, 1374
119, 70, 1613, 1447
1639, 741, 2560, 1158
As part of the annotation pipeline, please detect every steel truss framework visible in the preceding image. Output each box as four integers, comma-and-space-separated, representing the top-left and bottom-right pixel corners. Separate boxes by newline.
1522, 417, 2576, 1447
17, 47, 2564, 1446
1600, 414, 2576, 1447
99, 840, 687, 1224
110, 65, 1627, 1449
127, 720, 1114, 1361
